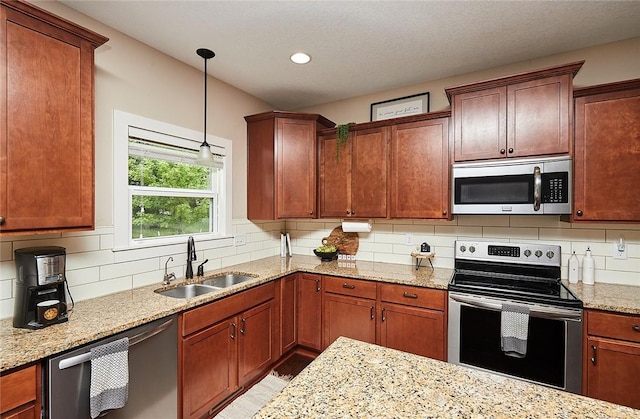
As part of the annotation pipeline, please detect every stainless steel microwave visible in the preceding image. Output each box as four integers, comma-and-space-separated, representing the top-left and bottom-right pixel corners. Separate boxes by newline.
452, 156, 572, 215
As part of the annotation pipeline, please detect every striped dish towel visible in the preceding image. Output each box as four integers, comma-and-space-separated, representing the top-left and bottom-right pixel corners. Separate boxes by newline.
90, 337, 129, 418
500, 303, 530, 358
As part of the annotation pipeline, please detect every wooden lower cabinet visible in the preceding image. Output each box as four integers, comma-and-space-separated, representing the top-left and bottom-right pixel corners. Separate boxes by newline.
279, 275, 297, 354
584, 310, 640, 409
297, 273, 322, 351
0, 363, 41, 419
179, 283, 277, 419
323, 293, 377, 348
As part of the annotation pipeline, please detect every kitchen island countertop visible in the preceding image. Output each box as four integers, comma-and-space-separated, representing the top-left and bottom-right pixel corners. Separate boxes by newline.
256, 337, 640, 418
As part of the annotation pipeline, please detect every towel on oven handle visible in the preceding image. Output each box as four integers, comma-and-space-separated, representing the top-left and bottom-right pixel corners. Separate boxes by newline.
90, 337, 129, 418
500, 303, 530, 358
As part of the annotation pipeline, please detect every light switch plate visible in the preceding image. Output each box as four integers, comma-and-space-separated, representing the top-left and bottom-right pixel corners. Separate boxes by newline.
612, 242, 627, 259
234, 234, 247, 246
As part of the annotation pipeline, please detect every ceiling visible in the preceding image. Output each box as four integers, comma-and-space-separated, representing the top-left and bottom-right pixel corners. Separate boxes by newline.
60, 1, 640, 110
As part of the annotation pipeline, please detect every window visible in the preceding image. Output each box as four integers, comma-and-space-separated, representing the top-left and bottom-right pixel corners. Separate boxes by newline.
113, 110, 232, 251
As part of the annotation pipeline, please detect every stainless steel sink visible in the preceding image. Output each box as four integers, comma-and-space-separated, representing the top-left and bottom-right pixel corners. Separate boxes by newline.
201, 273, 255, 288
155, 283, 218, 299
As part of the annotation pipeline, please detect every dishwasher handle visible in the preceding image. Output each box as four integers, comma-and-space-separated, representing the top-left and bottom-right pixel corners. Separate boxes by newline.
58, 317, 175, 370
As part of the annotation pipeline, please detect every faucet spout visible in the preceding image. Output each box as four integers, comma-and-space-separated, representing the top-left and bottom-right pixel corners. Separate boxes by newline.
163, 257, 176, 285
186, 236, 196, 279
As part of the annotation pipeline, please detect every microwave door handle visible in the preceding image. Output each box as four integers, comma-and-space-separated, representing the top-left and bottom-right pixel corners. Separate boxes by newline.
533, 166, 542, 211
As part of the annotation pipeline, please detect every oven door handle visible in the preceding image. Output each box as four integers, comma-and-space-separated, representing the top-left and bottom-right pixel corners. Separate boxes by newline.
450, 293, 582, 321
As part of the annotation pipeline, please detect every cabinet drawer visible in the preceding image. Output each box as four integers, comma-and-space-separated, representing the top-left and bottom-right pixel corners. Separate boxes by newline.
379, 284, 446, 311
588, 310, 640, 343
323, 276, 376, 299
182, 282, 275, 337
0, 364, 37, 414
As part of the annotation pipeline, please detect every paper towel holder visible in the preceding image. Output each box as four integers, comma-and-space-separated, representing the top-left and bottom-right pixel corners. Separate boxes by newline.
341, 220, 372, 233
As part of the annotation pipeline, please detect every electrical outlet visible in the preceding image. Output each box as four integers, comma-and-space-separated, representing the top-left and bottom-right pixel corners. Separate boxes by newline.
405, 233, 414, 246
234, 234, 247, 246
613, 242, 627, 259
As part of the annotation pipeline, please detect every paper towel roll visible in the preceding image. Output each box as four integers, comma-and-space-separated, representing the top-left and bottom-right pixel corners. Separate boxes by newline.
341, 220, 372, 233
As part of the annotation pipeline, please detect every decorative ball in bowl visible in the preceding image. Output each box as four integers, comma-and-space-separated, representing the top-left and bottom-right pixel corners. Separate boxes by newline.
314, 245, 338, 261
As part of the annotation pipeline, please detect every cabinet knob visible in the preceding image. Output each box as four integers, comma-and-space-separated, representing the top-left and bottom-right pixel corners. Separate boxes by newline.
633, 324, 640, 332
500, 149, 506, 154
508, 148, 514, 153
352, 210, 355, 215
346, 210, 351, 215
309, 211, 313, 215
576, 210, 583, 216
442, 210, 447, 216
0, 216, 4, 225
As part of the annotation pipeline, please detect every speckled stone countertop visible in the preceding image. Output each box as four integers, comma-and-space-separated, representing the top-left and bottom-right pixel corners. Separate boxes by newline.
1, 254, 639, 372
256, 337, 640, 418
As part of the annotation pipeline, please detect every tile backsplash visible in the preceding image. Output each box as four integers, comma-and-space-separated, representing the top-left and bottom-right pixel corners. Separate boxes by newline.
286, 215, 640, 286
1, 215, 638, 319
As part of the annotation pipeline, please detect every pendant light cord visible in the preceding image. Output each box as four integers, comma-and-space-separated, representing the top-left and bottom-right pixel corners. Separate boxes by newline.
197, 48, 216, 148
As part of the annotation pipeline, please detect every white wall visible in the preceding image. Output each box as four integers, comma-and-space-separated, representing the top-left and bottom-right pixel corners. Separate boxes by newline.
1, 2, 639, 318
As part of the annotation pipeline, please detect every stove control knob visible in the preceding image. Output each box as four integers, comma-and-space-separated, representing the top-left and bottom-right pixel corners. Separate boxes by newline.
535, 250, 543, 258
460, 245, 466, 253
524, 249, 532, 257
469, 246, 476, 253
546, 250, 555, 259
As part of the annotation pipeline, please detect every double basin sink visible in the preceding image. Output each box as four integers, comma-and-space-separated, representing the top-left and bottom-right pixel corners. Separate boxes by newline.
155, 273, 256, 299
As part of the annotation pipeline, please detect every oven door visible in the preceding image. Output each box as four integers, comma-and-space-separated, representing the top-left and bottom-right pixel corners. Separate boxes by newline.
448, 292, 582, 394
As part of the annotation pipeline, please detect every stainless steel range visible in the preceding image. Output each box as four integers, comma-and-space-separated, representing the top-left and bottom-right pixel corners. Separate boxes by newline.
448, 241, 583, 394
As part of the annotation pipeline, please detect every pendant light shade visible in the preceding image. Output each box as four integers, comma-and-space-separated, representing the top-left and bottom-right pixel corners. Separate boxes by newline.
196, 48, 216, 166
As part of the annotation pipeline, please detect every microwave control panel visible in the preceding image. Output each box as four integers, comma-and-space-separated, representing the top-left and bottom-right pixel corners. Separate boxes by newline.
542, 172, 568, 203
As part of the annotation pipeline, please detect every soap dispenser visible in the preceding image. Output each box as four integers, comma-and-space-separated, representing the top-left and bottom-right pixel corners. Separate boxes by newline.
568, 251, 579, 284
582, 247, 595, 285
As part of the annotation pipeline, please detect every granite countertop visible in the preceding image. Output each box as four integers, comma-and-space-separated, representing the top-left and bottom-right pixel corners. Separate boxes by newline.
256, 337, 640, 418
1, 254, 639, 372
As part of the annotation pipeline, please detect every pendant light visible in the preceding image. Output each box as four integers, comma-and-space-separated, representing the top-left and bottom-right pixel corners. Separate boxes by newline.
196, 48, 216, 166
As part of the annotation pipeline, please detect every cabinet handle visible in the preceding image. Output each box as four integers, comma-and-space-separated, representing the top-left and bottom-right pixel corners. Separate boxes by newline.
403, 292, 418, 299
342, 283, 356, 289
500, 148, 506, 154
576, 210, 583, 216
591, 345, 597, 365
315, 279, 321, 292
0, 216, 4, 225
230, 322, 236, 339
381, 308, 386, 322
633, 324, 640, 332
370, 306, 375, 320
240, 318, 246, 335
508, 148, 514, 153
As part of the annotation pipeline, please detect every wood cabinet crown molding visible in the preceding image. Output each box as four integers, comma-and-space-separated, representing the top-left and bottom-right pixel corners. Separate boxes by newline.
573, 78, 640, 98
444, 60, 584, 102
317, 110, 451, 137
244, 110, 335, 128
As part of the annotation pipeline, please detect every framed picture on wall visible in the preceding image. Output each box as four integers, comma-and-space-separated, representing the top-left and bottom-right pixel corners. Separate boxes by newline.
370, 92, 430, 121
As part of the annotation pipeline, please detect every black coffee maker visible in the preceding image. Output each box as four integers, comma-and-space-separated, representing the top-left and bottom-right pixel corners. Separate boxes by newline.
13, 246, 69, 329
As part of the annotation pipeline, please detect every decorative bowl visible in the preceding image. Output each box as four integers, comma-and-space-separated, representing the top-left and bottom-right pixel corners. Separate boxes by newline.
314, 249, 338, 261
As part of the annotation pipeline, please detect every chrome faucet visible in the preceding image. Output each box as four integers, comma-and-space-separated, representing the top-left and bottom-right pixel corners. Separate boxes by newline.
186, 236, 196, 279
163, 257, 176, 285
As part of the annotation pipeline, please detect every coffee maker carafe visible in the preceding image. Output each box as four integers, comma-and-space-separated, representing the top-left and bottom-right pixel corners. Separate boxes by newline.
14, 247, 69, 329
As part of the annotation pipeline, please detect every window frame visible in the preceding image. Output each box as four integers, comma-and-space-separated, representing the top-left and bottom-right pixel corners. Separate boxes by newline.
113, 110, 233, 252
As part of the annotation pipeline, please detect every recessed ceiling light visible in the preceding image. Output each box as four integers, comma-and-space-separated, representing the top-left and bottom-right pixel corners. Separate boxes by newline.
290, 52, 311, 64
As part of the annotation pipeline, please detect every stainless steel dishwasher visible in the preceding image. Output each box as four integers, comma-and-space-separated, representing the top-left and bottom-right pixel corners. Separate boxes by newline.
46, 315, 178, 419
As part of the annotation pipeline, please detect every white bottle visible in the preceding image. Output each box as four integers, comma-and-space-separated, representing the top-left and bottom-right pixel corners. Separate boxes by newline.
568, 251, 580, 284
582, 247, 595, 285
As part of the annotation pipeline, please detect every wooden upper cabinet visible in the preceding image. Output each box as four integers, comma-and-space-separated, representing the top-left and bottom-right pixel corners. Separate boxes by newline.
390, 114, 451, 219
318, 126, 389, 218
447, 61, 582, 162
572, 79, 640, 222
245, 111, 334, 220
0, 0, 108, 235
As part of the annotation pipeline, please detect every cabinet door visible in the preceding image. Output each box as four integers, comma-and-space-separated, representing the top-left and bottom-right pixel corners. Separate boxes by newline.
280, 275, 297, 355
181, 320, 238, 419
453, 87, 507, 161
323, 293, 376, 349
390, 118, 450, 219
573, 87, 640, 221
276, 118, 317, 218
238, 300, 277, 385
1, 8, 103, 233
586, 336, 640, 409
297, 273, 322, 351
507, 75, 571, 158
350, 127, 389, 218
318, 134, 350, 218
1, 403, 37, 419
379, 303, 445, 361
